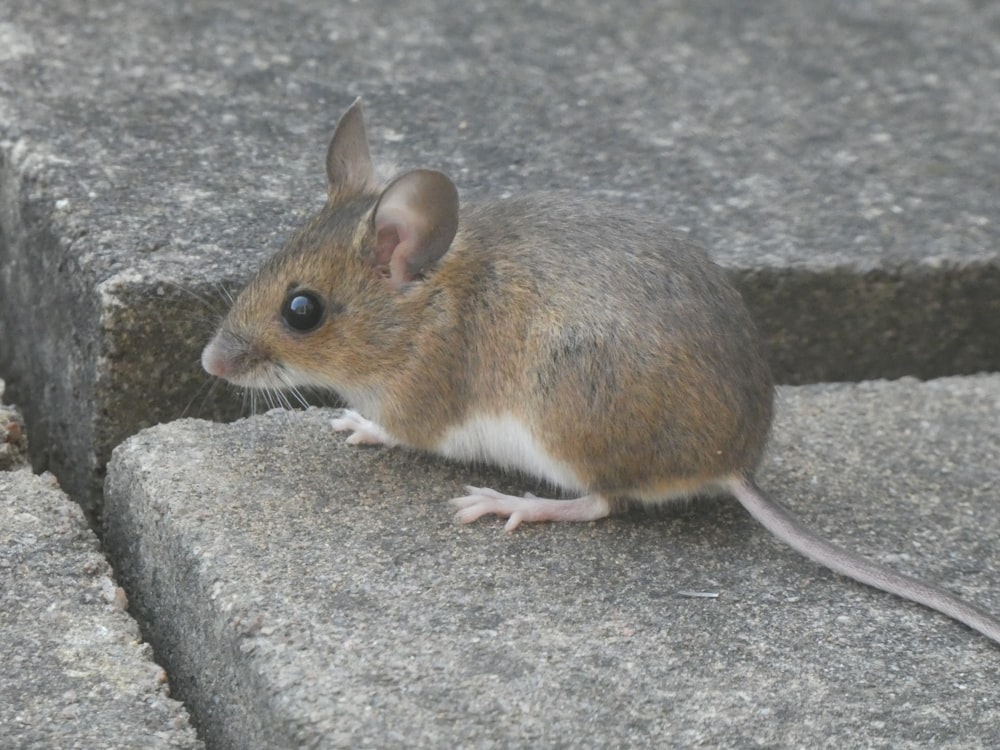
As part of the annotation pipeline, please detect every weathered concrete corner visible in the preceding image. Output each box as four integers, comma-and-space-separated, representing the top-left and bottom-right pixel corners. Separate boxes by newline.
104, 377, 1000, 749
0, 140, 245, 516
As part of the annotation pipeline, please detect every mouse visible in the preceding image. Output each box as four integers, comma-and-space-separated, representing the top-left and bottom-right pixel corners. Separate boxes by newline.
201, 98, 1000, 646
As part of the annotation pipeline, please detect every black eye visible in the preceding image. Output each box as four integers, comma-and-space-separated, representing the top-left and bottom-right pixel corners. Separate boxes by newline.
281, 290, 324, 331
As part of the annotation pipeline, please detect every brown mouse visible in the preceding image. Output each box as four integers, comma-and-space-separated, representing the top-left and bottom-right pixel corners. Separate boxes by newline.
202, 98, 1000, 645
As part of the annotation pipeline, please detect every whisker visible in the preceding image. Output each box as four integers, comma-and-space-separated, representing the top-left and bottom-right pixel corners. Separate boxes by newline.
161, 278, 230, 318
276, 371, 312, 410
276, 389, 293, 411
273, 388, 289, 411
215, 281, 236, 307
182, 375, 219, 418
288, 386, 311, 410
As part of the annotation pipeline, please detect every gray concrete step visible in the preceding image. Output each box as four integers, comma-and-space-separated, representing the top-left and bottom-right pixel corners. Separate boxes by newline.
104, 376, 1000, 749
0, 467, 202, 749
1, 388, 201, 748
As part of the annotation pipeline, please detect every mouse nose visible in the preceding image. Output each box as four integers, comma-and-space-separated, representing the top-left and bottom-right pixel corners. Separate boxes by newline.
201, 334, 233, 378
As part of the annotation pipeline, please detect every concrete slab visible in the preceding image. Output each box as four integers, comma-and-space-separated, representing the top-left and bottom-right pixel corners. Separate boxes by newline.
2, 1, 999, 512
104, 375, 1000, 749
0, 468, 203, 749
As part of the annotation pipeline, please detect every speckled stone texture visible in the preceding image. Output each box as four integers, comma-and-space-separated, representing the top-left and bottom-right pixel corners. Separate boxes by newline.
0, 469, 203, 749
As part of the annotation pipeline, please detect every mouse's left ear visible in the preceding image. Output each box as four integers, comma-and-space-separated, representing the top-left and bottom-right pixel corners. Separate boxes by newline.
370, 169, 459, 290
326, 98, 377, 197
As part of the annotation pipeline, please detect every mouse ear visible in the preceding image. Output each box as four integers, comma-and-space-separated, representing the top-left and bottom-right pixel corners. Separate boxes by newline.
326, 98, 377, 197
371, 169, 459, 289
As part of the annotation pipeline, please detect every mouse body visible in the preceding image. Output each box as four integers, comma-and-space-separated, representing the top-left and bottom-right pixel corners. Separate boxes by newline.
202, 99, 1000, 645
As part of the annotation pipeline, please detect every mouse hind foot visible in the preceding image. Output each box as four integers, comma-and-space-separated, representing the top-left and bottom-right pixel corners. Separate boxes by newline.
452, 486, 611, 532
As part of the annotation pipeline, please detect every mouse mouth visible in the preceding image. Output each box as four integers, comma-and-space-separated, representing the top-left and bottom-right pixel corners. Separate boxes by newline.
230, 365, 290, 391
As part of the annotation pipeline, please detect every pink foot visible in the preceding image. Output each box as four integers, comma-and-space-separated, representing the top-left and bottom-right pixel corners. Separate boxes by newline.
330, 409, 397, 446
451, 486, 611, 532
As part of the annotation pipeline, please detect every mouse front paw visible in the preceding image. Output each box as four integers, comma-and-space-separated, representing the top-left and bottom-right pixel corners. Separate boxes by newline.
330, 409, 397, 447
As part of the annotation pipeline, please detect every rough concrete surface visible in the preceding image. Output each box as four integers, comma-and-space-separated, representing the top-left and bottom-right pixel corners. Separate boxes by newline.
0, 378, 28, 471
105, 376, 1000, 750
0, 468, 203, 749
2, 1, 999, 748
2, 0, 1000, 512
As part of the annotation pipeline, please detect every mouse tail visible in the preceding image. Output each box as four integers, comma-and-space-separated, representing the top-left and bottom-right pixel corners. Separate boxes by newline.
727, 476, 1000, 646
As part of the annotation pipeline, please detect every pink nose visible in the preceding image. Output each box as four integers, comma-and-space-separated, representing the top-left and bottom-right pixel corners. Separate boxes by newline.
201, 340, 230, 378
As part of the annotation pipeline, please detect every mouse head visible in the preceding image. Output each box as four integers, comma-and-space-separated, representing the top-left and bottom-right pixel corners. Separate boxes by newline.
201, 99, 459, 404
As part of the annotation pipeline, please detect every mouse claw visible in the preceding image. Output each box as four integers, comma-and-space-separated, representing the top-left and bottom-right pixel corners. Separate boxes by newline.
503, 512, 524, 533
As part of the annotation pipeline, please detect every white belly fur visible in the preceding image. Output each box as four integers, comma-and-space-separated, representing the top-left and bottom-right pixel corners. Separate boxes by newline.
435, 414, 585, 492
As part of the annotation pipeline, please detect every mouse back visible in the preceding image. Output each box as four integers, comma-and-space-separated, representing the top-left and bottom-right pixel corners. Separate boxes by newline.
445, 196, 775, 497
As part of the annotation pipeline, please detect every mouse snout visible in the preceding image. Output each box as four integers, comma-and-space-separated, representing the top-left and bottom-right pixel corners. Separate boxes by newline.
201, 338, 229, 378
201, 331, 241, 379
